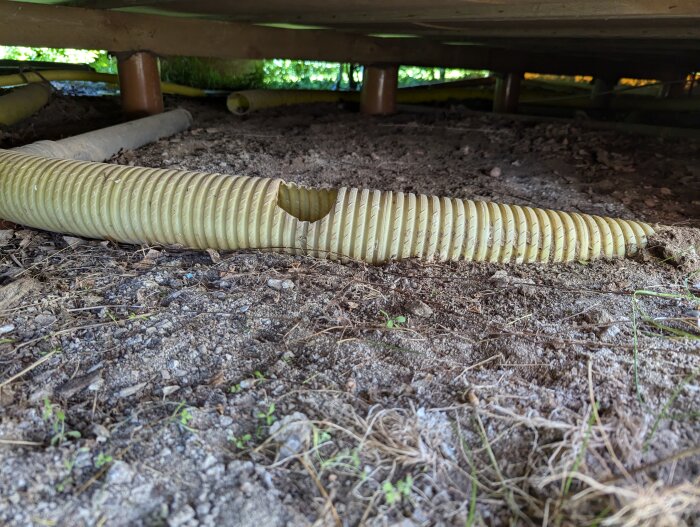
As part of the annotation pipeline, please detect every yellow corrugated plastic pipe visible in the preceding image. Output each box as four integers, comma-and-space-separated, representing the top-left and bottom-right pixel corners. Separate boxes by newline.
227, 89, 361, 114
0, 83, 51, 126
0, 70, 207, 98
0, 150, 654, 264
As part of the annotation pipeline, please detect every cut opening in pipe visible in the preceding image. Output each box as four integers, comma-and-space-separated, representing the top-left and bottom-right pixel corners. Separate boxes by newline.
277, 183, 338, 223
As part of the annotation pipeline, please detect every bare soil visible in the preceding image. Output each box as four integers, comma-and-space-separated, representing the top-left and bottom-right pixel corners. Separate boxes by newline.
1, 93, 699, 527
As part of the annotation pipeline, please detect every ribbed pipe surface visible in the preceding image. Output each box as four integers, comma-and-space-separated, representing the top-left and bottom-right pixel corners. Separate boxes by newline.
0, 150, 654, 264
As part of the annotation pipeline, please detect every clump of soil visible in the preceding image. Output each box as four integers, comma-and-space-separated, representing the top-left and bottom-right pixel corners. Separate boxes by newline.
1, 94, 698, 526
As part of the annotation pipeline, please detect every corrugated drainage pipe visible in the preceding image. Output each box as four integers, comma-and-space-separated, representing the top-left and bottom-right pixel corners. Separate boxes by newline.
0, 150, 653, 264
0, 83, 51, 126
14, 109, 193, 162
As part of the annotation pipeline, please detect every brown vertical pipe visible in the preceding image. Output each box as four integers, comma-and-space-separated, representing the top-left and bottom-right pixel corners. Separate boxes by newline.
361, 65, 398, 115
116, 51, 164, 117
493, 72, 522, 114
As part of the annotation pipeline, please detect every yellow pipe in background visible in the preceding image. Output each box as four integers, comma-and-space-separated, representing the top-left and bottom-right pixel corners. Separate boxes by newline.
0, 70, 207, 98
0, 83, 51, 126
0, 149, 653, 265
227, 85, 700, 114
227, 89, 360, 114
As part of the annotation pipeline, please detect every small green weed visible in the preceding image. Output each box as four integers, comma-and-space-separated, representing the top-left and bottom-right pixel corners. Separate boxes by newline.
382, 475, 413, 505
257, 403, 276, 427
228, 433, 253, 450
171, 402, 195, 432
42, 398, 81, 446
94, 452, 114, 468
379, 310, 407, 329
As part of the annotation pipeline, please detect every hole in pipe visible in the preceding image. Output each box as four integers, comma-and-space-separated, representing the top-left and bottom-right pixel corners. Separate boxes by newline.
277, 183, 338, 222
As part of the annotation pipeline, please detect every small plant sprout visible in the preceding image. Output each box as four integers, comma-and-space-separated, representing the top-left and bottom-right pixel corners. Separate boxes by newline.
171, 402, 195, 432
257, 403, 277, 427
42, 398, 81, 446
382, 475, 414, 505
379, 310, 407, 329
228, 433, 252, 450
95, 453, 114, 468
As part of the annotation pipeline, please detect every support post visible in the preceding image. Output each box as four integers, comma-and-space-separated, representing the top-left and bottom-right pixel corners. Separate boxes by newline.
361, 65, 398, 115
116, 51, 164, 117
590, 77, 618, 109
659, 74, 689, 99
493, 72, 522, 114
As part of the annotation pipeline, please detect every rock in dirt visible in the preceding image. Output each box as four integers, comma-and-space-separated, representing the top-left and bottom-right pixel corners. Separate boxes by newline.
585, 308, 620, 341
0, 324, 15, 335
267, 278, 295, 291
55, 370, 103, 399
118, 382, 147, 398
489, 166, 502, 178
408, 300, 433, 318
0, 278, 40, 312
62, 236, 85, 248
0, 229, 13, 245
269, 412, 312, 460
105, 461, 135, 485
34, 313, 57, 327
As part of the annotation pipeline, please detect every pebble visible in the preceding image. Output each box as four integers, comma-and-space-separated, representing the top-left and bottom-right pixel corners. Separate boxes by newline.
0, 230, 13, 245
105, 461, 135, 485
34, 314, 57, 327
489, 166, 502, 177
62, 236, 85, 248
408, 300, 433, 318
0, 324, 15, 335
269, 412, 312, 460
267, 278, 295, 291
118, 382, 147, 398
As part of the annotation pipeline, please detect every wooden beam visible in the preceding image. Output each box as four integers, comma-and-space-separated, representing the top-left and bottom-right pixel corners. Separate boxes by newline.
53, 0, 700, 27
325, 19, 700, 40
0, 2, 696, 78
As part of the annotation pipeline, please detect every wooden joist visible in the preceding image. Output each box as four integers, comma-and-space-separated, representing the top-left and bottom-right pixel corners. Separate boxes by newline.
0, 2, 697, 78
58, 0, 700, 28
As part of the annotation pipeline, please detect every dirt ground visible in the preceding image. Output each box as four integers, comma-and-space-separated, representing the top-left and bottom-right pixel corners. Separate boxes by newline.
1, 93, 699, 527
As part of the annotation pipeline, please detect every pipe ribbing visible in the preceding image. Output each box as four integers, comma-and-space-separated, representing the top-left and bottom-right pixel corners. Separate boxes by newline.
0, 150, 653, 264
0, 84, 51, 126
13, 109, 193, 162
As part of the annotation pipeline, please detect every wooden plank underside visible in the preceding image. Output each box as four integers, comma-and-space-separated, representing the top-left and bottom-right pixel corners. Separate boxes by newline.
53, 0, 700, 26
0, 2, 697, 78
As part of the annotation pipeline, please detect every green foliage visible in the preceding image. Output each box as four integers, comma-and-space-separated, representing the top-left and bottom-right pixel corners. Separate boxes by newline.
263, 59, 487, 89
0, 46, 488, 89
379, 310, 407, 329
161, 56, 264, 90
228, 433, 252, 450
382, 475, 413, 505
257, 403, 276, 427
42, 398, 81, 446
0, 46, 116, 73
171, 402, 195, 432
95, 452, 114, 468
263, 59, 344, 89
